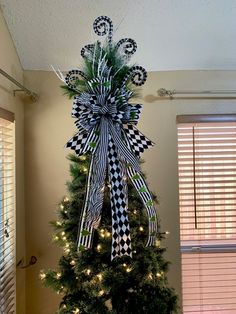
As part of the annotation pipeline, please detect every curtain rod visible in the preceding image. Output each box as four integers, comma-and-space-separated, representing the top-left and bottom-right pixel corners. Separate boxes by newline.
157, 88, 236, 100
0, 68, 38, 102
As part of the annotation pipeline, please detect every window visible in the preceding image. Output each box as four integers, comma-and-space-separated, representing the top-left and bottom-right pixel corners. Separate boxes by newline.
177, 115, 236, 314
0, 109, 15, 313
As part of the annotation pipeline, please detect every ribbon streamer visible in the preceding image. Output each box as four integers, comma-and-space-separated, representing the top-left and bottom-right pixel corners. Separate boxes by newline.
64, 16, 158, 259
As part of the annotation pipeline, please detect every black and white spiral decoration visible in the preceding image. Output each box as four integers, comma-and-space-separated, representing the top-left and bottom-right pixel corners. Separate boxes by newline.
81, 44, 95, 58
93, 16, 113, 46
65, 70, 88, 91
116, 38, 137, 56
122, 66, 148, 87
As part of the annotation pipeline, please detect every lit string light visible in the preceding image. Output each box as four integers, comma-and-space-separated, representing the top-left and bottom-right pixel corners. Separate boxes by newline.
98, 289, 105, 296
56, 272, 62, 279
39, 272, 46, 280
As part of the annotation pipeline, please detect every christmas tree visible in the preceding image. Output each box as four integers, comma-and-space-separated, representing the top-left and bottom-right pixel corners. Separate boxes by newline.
41, 16, 178, 314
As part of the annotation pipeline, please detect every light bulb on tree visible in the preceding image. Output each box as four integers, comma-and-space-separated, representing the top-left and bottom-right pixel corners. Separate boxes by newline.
98, 289, 105, 296
70, 260, 76, 266
56, 272, 61, 279
148, 273, 153, 279
155, 239, 161, 247
63, 196, 69, 202
82, 166, 88, 173
39, 272, 46, 280
105, 231, 111, 237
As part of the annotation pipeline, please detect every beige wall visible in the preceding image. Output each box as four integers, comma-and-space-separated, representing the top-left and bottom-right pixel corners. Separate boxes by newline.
0, 9, 25, 314
23, 69, 236, 314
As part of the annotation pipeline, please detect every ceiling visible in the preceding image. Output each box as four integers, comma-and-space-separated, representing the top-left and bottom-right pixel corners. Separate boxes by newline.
1, 0, 236, 71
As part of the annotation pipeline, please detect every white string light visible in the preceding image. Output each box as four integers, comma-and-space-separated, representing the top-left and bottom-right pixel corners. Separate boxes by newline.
39, 272, 46, 280
98, 289, 105, 296
155, 239, 161, 247
56, 272, 62, 279
148, 273, 153, 279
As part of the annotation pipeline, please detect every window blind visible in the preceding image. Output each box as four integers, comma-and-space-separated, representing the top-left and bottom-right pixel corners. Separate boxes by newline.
0, 114, 15, 314
177, 118, 236, 314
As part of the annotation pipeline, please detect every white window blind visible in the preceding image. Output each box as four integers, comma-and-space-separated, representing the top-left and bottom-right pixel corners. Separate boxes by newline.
177, 116, 236, 314
0, 111, 15, 314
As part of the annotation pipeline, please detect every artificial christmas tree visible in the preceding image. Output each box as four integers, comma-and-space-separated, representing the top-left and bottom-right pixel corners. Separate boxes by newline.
41, 16, 178, 313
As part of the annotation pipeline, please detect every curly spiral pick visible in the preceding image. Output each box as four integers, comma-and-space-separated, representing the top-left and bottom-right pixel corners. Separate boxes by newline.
116, 38, 137, 56
122, 66, 148, 87
93, 16, 113, 46
65, 69, 88, 91
81, 44, 95, 58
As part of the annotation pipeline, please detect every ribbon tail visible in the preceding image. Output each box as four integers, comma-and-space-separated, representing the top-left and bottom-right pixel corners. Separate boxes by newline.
77, 119, 109, 251
127, 166, 158, 246
77, 154, 95, 251
108, 136, 132, 260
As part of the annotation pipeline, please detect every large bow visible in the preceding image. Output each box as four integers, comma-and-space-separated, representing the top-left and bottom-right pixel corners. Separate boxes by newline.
66, 75, 158, 259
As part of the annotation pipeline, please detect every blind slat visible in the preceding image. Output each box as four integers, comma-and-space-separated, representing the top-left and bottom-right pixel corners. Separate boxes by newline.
0, 114, 15, 313
178, 119, 236, 314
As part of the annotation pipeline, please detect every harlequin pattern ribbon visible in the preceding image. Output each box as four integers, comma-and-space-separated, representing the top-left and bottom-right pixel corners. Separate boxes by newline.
63, 16, 158, 260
